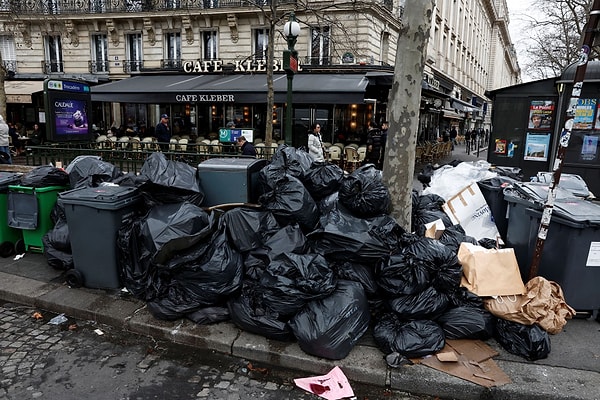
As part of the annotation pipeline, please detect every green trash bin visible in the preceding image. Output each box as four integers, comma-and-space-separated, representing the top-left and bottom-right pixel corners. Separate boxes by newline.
7, 185, 68, 253
0, 173, 23, 257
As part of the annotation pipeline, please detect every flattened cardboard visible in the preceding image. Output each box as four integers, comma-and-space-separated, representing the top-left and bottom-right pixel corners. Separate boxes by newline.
421, 340, 511, 388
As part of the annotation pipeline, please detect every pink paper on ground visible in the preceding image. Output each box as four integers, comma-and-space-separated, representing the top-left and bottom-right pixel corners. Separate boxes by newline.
293, 366, 355, 400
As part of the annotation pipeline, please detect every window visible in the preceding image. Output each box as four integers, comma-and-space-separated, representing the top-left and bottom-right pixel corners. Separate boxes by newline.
310, 26, 330, 65
44, 34, 63, 73
91, 34, 108, 73
253, 28, 269, 60
126, 33, 143, 72
164, 32, 181, 68
202, 31, 218, 60
0, 35, 16, 74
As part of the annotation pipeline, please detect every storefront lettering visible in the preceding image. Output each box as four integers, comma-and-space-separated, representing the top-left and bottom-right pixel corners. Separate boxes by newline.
182, 58, 300, 74
175, 94, 235, 102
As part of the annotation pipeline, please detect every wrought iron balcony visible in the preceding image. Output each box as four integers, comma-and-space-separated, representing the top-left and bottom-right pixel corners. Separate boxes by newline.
10, 0, 296, 15
2, 60, 17, 75
161, 59, 183, 70
123, 60, 144, 73
42, 61, 64, 74
303, 56, 332, 66
89, 60, 110, 73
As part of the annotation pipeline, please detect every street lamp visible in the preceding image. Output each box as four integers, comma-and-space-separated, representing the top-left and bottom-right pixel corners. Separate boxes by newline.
283, 13, 300, 146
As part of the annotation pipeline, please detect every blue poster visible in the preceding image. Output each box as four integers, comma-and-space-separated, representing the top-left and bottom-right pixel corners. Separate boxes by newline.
573, 98, 596, 130
524, 132, 551, 162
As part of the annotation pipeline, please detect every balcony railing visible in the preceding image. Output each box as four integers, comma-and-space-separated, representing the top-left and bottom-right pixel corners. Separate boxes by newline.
161, 59, 183, 70
2, 60, 17, 75
42, 61, 64, 74
123, 60, 144, 73
303, 56, 332, 66
89, 60, 110, 73
10, 0, 297, 15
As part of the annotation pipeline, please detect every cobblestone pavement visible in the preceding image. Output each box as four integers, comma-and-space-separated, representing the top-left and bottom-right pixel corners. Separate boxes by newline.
0, 303, 433, 400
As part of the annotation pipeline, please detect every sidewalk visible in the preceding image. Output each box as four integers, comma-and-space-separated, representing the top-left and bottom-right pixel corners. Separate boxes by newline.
1, 147, 599, 400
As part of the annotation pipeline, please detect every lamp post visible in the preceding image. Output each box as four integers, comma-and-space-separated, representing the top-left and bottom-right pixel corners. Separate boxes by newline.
283, 13, 300, 146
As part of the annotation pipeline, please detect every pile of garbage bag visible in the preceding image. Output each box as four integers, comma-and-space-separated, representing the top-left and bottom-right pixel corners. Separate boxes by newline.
37, 149, 577, 362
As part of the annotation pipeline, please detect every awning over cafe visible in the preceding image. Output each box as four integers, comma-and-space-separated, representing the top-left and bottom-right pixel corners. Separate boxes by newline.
5, 80, 44, 104
91, 73, 370, 104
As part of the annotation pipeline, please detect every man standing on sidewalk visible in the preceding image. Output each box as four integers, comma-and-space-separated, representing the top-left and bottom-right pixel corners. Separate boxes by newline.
0, 115, 12, 164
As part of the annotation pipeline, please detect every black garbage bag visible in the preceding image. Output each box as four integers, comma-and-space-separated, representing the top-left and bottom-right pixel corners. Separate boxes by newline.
186, 305, 230, 325
42, 202, 72, 270
20, 165, 69, 188
411, 209, 454, 237
258, 146, 313, 191
228, 281, 294, 341
64, 155, 121, 189
331, 260, 379, 297
260, 252, 337, 319
412, 191, 447, 212
0, 151, 10, 164
494, 318, 551, 361
140, 202, 216, 265
436, 306, 495, 340
147, 230, 244, 320
242, 223, 309, 280
438, 224, 478, 253
373, 313, 445, 358
219, 207, 282, 253
258, 174, 319, 233
375, 253, 431, 297
447, 287, 484, 308
289, 280, 370, 360
402, 237, 462, 294
302, 161, 344, 200
139, 152, 204, 206
388, 286, 449, 320
310, 199, 403, 264
338, 164, 390, 218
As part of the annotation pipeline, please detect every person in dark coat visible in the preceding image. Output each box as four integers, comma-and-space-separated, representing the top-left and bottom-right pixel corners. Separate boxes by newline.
155, 114, 171, 151
236, 135, 256, 157
365, 120, 383, 169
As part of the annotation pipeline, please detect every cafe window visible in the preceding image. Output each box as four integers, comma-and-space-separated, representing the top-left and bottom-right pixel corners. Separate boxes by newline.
253, 28, 269, 60
202, 31, 218, 60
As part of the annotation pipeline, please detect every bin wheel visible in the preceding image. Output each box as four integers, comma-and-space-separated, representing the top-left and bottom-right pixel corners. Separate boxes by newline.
65, 269, 84, 288
0, 241, 15, 258
14, 239, 25, 255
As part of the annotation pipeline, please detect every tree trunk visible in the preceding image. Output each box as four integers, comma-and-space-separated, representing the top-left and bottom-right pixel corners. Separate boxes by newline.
382, 0, 435, 230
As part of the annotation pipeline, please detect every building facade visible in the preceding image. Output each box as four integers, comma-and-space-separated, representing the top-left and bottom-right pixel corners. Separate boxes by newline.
0, 0, 519, 147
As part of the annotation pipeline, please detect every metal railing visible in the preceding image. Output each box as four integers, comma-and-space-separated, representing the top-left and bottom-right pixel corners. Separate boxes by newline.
9, 0, 297, 15
23, 141, 278, 174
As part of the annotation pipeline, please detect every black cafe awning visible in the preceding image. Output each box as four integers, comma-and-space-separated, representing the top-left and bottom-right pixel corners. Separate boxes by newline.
91, 73, 370, 104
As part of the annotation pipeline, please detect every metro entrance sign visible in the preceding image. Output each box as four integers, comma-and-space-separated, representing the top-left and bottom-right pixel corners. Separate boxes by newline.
283, 50, 298, 74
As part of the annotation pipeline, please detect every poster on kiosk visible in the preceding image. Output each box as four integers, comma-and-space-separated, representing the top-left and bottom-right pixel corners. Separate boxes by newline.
44, 79, 94, 143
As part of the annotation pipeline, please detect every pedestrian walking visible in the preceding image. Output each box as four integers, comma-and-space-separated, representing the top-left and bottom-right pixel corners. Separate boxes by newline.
155, 114, 171, 151
464, 129, 472, 154
307, 123, 325, 162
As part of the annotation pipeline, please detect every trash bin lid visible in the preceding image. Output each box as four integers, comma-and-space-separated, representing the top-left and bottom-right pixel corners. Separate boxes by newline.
534, 172, 591, 198
512, 182, 576, 202
0, 172, 21, 191
198, 157, 267, 172
59, 186, 139, 209
553, 198, 600, 225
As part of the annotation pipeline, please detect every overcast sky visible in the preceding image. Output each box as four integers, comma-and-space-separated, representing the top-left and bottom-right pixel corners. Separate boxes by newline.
505, 0, 536, 81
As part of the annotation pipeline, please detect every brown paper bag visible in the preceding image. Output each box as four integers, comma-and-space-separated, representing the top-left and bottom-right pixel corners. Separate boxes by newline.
458, 243, 526, 297
483, 276, 575, 334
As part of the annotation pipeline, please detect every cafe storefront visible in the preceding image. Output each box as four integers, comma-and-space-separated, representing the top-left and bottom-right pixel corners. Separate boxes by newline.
91, 67, 393, 148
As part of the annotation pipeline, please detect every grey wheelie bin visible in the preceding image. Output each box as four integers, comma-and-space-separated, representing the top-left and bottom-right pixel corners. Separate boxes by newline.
59, 186, 140, 289
522, 198, 600, 312
197, 157, 268, 207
